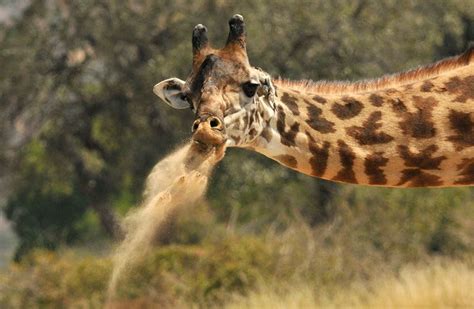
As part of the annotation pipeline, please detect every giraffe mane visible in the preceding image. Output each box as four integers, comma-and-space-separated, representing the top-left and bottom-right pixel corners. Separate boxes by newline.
274, 47, 473, 94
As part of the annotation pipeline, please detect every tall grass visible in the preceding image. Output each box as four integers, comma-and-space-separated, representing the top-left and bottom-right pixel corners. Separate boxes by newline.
1, 186, 473, 308
227, 259, 474, 308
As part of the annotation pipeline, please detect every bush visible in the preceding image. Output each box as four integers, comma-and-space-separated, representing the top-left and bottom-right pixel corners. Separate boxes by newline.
0, 237, 273, 308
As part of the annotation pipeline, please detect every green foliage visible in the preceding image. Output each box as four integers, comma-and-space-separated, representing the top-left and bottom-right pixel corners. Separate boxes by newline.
0, 250, 110, 308
0, 237, 273, 308
1, 217, 472, 308
118, 237, 272, 305
4, 140, 88, 260
336, 187, 474, 256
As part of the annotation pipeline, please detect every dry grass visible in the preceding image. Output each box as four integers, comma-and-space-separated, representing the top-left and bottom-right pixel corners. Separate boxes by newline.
226, 259, 474, 309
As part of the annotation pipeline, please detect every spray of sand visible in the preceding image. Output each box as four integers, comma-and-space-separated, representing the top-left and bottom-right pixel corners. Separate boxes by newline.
107, 141, 224, 300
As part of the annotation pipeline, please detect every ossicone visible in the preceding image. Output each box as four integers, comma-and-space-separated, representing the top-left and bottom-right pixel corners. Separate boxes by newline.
225, 14, 246, 51
192, 23, 209, 57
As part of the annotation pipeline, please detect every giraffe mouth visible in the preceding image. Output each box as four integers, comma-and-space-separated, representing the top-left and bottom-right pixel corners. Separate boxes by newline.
191, 123, 227, 163
191, 115, 227, 150
192, 129, 227, 147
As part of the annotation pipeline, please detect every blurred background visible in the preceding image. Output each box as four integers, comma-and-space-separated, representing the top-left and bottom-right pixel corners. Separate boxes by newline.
0, 0, 473, 307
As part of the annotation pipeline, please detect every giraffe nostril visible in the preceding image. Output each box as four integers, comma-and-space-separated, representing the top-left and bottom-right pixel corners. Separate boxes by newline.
209, 117, 221, 129
192, 120, 200, 132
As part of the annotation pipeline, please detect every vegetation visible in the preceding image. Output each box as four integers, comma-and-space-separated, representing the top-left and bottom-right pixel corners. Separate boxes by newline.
227, 259, 474, 308
1, 192, 473, 307
1, 187, 473, 307
0, 0, 473, 307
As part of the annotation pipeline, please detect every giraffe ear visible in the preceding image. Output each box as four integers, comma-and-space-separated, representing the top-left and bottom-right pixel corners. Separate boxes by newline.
153, 78, 190, 109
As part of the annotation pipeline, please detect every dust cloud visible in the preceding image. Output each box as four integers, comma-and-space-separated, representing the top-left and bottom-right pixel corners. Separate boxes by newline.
107, 141, 224, 301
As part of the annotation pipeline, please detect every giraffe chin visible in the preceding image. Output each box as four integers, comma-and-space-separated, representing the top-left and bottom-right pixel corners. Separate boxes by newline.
192, 127, 226, 145
191, 128, 227, 162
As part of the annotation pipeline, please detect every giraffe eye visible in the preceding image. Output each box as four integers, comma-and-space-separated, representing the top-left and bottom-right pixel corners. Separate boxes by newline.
242, 81, 260, 97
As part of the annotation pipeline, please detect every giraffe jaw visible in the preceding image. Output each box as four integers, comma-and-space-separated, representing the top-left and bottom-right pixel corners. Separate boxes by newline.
185, 139, 227, 168
189, 113, 228, 161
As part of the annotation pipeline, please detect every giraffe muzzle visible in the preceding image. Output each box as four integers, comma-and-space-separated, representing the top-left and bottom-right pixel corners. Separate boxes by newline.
191, 114, 227, 147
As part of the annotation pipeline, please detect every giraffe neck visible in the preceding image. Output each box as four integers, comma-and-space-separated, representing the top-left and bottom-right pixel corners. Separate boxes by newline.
247, 57, 473, 187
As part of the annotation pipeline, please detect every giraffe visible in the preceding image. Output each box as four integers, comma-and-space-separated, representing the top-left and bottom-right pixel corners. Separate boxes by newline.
154, 15, 474, 187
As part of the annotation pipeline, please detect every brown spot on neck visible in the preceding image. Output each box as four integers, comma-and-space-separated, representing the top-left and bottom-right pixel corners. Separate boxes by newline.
454, 159, 474, 185
281, 92, 300, 116
447, 110, 474, 151
276, 105, 299, 147
444, 75, 474, 103
398, 145, 446, 170
346, 111, 394, 145
231, 135, 241, 145
396, 96, 438, 139
364, 152, 388, 185
330, 97, 364, 119
306, 105, 336, 134
397, 144, 447, 187
390, 98, 408, 113
274, 154, 298, 169
248, 128, 258, 140
312, 95, 327, 104
397, 169, 443, 187
307, 137, 330, 177
369, 93, 384, 107
420, 80, 435, 92
332, 140, 357, 183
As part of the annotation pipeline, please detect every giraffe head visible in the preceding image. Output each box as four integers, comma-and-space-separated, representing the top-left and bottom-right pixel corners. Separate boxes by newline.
154, 15, 276, 150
